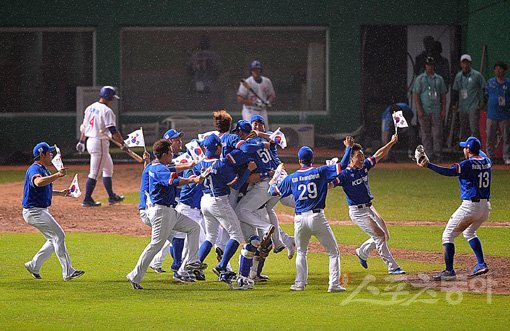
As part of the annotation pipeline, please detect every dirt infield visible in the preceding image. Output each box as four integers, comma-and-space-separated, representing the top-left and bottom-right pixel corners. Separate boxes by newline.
1, 164, 508, 294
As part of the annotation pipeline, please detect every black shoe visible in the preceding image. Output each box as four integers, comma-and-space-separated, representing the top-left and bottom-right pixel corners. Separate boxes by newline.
215, 247, 224, 263
150, 266, 166, 273
82, 199, 101, 207
24, 262, 42, 279
64, 270, 85, 281
108, 194, 125, 205
193, 269, 206, 281
128, 278, 143, 290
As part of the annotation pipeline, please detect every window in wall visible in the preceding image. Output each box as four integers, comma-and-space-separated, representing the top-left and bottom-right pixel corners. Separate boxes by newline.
0, 29, 94, 113
121, 27, 328, 114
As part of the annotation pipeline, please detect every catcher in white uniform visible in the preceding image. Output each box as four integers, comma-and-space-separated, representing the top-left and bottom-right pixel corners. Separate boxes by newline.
76, 86, 125, 207
331, 135, 405, 275
237, 60, 275, 126
22, 142, 85, 281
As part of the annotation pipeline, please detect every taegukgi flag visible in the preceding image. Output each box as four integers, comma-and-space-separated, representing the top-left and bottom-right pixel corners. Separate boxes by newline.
185, 140, 205, 162
68, 174, 81, 198
124, 129, 145, 147
392, 110, 409, 128
269, 128, 287, 149
51, 145, 64, 171
172, 153, 194, 165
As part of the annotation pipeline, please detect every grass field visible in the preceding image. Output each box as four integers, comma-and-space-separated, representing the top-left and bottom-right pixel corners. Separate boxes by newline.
1, 166, 509, 329
0, 233, 509, 330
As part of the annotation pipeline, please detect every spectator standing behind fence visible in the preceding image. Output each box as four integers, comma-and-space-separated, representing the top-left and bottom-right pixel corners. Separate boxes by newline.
452, 54, 486, 141
485, 61, 510, 165
431, 41, 451, 89
414, 36, 435, 76
186, 35, 223, 95
413, 56, 447, 162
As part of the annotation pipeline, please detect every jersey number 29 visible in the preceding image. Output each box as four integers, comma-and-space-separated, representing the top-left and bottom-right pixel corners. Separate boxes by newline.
297, 182, 318, 200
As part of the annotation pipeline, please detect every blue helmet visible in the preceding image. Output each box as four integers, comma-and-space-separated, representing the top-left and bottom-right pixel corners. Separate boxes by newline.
99, 86, 120, 101
249, 60, 263, 72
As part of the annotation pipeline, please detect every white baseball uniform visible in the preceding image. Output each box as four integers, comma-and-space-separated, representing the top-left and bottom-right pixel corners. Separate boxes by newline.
238, 76, 275, 126
80, 101, 116, 180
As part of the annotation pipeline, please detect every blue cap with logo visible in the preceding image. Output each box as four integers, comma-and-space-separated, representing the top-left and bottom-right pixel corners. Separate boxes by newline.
459, 136, 481, 154
202, 133, 221, 152
33, 142, 56, 157
231, 120, 252, 134
298, 146, 314, 162
163, 129, 183, 140
250, 115, 265, 124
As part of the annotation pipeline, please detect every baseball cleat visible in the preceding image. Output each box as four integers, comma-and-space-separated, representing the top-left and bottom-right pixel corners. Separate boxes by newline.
193, 269, 206, 281
150, 266, 167, 273
432, 269, 457, 281
173, 272, 195, 283
64, 270, 85, 281
215, 247, 224, 263
273, 244, 286, 254
388, 268, 406, 275
219, 271, 237, 286
82, 199, 101, 207
185, 261, 208, 271
108, 194, 125, 205
467, 263, 489, 279
233, 276, 254, 290
355, 248, 368, 269
328, 284, 346, 292
251, 274, 269, 283
290, 283, 305, 291
128, 278, 143, 290
24, 262, 42, 279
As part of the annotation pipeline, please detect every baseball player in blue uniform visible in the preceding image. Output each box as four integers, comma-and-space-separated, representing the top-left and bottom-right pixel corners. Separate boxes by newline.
269, 146, 345, 292
194, 134, 256, 287
22, 142, 85, 281
127, 139, 206, 290
418, 137, 491, 281
331, 135, 405, 275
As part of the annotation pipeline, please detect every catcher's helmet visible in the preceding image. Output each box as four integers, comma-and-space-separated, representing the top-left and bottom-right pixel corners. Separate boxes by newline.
99, 86, 120, 100
249, 60, 263, 72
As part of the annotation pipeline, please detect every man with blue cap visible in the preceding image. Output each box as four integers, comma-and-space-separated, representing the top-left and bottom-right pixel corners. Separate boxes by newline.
269, 145, 345, 292
418, 136, 492, 281
22, 142, 85, 281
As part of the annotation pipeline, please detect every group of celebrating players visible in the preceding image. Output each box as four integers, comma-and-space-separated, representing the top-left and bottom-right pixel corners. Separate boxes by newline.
22, 85, 492, 292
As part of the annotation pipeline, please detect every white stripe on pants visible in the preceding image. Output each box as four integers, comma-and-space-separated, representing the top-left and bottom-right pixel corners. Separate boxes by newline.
294, 210, 340, 288
348, 205, 399, 271
22, 208, 76, 279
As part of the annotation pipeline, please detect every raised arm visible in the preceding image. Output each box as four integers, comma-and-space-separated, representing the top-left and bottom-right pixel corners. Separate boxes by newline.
372, 134, 398, 163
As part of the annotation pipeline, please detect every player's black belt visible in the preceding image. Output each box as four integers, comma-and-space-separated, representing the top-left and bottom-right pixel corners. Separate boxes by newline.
295, 209, 322, 215
356, 202, 372, 209
156, 203, 177, 208
470, 198, 481, 202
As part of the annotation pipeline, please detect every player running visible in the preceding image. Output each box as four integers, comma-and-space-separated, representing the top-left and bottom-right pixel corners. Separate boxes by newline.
417, 136, 491, 281
331, 135, 406, 275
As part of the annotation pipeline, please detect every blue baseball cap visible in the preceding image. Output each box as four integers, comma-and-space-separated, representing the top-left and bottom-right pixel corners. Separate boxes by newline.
459, 137, 481, 154
202, 133, 221, 152
298, 146, 314, 162
250, 115, 265, 124
231, 120, 252, 134
33, 142, 56, 157
163, 129, 183, 140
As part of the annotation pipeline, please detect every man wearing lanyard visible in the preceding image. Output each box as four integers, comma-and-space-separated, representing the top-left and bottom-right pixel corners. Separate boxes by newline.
452, 54, 486, 140
413, 56, 448, 162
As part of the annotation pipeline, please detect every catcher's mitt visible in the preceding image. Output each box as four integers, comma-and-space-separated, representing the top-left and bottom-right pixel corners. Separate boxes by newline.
414, 145, 429, 166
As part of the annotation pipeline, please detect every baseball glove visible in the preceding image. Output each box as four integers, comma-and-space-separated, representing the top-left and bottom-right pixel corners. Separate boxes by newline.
414, 145, 429, 166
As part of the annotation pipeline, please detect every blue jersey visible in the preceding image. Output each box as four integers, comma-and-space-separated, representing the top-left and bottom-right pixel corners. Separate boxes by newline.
179, 168, 203, 209
272, 164, 342, 213
485, 77, 510, 120
194, 157, 250, 197
245, 137, 273, 176
22, 162, 53, 209
428, 155, 492, 200
148, 162, 180, 207
219, 132, 265, 157
333, 156, 376, 206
